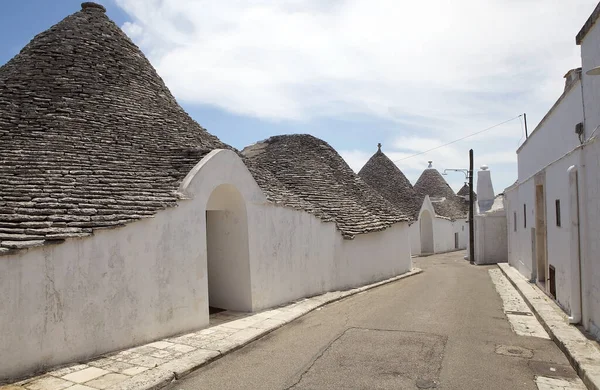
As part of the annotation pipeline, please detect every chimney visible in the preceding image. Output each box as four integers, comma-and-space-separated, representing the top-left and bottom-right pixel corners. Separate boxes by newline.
476, 165, 495, 213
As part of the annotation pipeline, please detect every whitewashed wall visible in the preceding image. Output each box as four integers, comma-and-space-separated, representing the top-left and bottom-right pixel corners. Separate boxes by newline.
247, 203, 411, 311
517, 79, 583, 181
505, 180, 536, 280
433, 217, 456, 253
0, 149, 266, 380
0, 149, 414, 380
333, 222, 411, 292
409, 222, 421, 256
580, 16, 600, 339
410, 198, 467, 255
246, 204, 337, 310
474, 214, 507, 265
582, 137, 600, 337
507, 141, 581, 314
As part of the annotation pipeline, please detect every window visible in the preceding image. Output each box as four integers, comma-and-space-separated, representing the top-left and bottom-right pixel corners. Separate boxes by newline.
555, 199, 561, 227
514, 212, 517, 232
523, 204, 527, 228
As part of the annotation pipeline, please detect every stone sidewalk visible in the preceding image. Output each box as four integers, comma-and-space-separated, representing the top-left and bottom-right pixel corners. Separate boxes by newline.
2, 268, 422, 390
498, 263, 600, 390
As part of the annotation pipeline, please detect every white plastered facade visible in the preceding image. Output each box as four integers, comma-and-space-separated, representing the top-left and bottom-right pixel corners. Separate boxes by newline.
471, 167, 508, 265
0, 149, 412, 380
409, 195, 467, 256
505, 14, 600, 337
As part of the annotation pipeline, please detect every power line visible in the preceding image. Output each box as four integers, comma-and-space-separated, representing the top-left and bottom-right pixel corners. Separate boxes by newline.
392, 114, 523, 163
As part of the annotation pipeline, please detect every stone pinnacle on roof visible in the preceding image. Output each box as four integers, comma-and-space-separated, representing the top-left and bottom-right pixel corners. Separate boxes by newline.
81, 2, 106, 13
358, 146, 421, 219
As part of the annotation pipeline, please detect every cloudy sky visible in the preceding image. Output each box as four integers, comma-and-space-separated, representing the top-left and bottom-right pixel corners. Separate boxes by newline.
1, 0, 598, 192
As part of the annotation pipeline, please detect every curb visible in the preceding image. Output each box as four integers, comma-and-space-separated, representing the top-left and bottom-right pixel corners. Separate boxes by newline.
109, 268, 424, 390
497, 263, 600, 390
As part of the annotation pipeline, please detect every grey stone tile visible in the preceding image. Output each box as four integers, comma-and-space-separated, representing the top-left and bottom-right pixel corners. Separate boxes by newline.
62, 368, 110, 384
26, 376, 74, 390
84, 374, 129, 390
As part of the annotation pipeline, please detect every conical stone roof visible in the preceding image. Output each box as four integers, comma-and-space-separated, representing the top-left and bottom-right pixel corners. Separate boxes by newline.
242, 135, 409, 238
457, 183, 477, 200
414, 164, 468, 220
457, 184, 470, 197
0, 3, 231, 253
414, 166, 457, 200
358, 144, 420, 219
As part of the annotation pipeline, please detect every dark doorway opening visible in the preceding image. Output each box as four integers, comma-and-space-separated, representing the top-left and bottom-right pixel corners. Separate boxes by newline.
549, 265, 556, 299
209, 306, 227, 315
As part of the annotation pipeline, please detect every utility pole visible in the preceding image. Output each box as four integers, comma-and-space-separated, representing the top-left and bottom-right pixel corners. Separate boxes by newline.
469, 149, 475, 265
524, 113, 528, 138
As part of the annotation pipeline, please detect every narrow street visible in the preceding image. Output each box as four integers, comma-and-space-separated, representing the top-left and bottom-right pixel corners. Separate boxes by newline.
170, 252, 580, 390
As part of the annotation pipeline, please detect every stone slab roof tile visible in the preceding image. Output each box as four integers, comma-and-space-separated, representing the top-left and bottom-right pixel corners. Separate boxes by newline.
242, 135, 409, 239
0, 3, 231, 253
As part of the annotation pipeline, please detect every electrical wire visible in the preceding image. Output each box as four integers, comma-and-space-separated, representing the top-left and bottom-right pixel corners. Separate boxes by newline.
392, 114, 523, 163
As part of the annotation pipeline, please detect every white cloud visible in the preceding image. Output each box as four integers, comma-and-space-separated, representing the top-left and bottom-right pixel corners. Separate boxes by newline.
114, 0, 597, 191
115, 0, 594, 126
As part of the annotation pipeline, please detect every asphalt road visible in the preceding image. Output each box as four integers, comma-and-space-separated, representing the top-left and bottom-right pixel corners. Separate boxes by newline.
170, 252, 578, 390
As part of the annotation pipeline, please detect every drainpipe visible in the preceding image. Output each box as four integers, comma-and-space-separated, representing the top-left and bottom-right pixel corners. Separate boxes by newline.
568, 165, 582, 324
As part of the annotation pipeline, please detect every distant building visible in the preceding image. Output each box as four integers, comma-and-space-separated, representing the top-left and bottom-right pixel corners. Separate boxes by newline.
457, 183, 476, 201
359, 147, 468, 255
0, 3, 413, 380
471, 166, 507, 265
504, 2, 600, 340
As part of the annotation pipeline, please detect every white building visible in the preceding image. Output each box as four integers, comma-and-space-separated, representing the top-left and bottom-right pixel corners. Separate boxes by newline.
0, 3, 413, 380
358, 148, 468, 256
505, 2, 600, 339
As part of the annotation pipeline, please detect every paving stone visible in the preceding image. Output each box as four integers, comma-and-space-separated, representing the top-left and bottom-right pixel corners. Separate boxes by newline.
48, 364, 89, 378
166, 335, 206, 348
145, 342, 174, 350
535, 375, 586, 389
86, 359, 114, 369
83, 374, 128, 389
218, 317, 264, 330
164, 344, 196, 354
126, 346, 158, 356
26, 376, 74, 390
67, 385, 96, 390
125, 355, 166, 369
62, 368, 110, 384
103, 368, 173, 390
110, 352, 143, 364
100, 362, 134, 374
147, 349, 177, 360
119, 367, 148, 377
250, 318, 286, 330
489, 269, 549, 339
500, 264, 600, 390
159, 349, 220, 378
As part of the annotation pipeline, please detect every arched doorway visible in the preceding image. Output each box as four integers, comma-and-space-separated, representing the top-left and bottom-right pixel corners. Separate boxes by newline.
420, 210, 434, 254
205, 184, 252, 312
